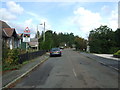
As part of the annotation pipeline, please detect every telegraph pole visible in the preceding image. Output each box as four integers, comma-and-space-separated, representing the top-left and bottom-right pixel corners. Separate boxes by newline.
40, 22, 46, 42
43, 22, 45, 42
37, 25, 39, 51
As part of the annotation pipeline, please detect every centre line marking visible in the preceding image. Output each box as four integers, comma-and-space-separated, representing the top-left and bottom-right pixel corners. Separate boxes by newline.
73, 69, 77, 78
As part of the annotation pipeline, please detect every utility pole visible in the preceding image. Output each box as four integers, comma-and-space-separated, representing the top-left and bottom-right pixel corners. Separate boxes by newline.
40, 22, 45, 42
43, 22, 45, 42
37, 25, 39, 51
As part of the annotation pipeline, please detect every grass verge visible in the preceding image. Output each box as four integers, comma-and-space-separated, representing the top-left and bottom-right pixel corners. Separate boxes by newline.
2, 59, 35, 73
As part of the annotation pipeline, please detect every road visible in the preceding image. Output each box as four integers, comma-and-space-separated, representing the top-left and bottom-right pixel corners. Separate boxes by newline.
80, 52, 120, 70
14, 49, 119, 88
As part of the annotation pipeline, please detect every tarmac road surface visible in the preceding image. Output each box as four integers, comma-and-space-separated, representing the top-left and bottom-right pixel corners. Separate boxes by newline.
14, 49, 119, 88
80, 52, 120, 70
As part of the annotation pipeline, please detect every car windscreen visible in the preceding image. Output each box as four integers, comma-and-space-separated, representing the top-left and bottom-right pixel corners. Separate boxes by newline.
51, 48, 60, 51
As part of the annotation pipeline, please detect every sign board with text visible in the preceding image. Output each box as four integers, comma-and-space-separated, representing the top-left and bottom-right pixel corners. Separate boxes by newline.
23, 27, 31, 42
23, 37, 30, 42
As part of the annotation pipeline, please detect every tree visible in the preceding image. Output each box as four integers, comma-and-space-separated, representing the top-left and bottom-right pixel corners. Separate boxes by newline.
35, 31, 40, 38
38, 30, 87, 51
115, 28, 120, 47
38, 31, 44, 50
39, 30, 54, 50
89, 25, 117, 54
52, 32, 60, 47
74, 36, 87, 51
68, 33, 75, 47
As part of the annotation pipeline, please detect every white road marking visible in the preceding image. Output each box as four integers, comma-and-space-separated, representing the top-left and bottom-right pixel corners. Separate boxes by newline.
73, 69, 77, 78
109, 66, 119, 71
99, 61, 119, 71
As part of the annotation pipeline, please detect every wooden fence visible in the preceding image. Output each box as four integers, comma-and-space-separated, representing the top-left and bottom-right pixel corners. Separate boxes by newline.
18, 50, 46, 64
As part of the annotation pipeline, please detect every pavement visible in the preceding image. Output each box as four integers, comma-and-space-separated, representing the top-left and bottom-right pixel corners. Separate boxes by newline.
2, 52, 50, 89
93, 54, 120, 61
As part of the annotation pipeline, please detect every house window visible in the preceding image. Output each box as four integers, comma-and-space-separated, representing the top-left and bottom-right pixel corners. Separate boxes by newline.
9, 38, 13, 49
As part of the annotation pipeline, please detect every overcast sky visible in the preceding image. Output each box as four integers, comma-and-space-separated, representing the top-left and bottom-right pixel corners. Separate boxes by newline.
0, 1, 118, 39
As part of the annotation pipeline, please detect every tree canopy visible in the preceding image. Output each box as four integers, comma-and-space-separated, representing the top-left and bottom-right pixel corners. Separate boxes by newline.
89, 25, 119, 54
36, 30, 87, 51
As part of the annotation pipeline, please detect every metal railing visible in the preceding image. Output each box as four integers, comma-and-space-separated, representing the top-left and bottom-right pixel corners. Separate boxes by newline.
18, 50, 46, 64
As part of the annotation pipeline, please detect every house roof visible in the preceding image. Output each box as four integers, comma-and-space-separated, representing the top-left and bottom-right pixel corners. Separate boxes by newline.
28, 38, 38, 47
3, 28, 15, 37
30, 38, 38, 42
28, 42, 38, 47
0, 20, 11, 28
1, 20, 20, 39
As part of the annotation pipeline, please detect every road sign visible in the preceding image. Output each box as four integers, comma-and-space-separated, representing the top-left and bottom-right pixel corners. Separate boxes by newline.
24, 27, 30, 33
23, 37, 30, 42
24, 34, 30, 37
23, 27, 30, 42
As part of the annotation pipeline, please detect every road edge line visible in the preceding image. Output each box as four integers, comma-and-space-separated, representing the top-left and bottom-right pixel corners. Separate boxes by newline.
80, 52, 119, 72
99, 61, 119, 71
108, 66, 119, 71
2, 56, 49, 89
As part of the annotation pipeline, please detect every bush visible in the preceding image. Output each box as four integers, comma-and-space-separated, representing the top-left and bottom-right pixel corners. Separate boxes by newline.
3, 64, 21, 71
3, 49, 21, 71
2, 48, 9, 63
4, 49, 20, 65
109, 47, 119, 54
114, 50, 120, 55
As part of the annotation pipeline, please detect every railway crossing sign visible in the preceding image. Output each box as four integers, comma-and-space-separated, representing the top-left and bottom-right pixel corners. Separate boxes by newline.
23, 27, 30, 42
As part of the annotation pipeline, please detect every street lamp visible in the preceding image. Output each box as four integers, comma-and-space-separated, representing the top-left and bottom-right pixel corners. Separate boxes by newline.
40, 22, 45, 42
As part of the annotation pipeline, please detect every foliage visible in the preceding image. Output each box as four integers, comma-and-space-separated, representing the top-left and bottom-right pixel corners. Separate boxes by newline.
35, 30, 40, 38
115, 28, 120, 47
2, 49, 21, 71
109, 47, 120, 54
4, 49, 20, 65
38, 30, 87, 51
114, 50, 120, 55
2, 47, 9, 64
39, 30, 54, 50
3, 64, 21, 71
88, 25, 118, 54
74, 36, 87, 51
